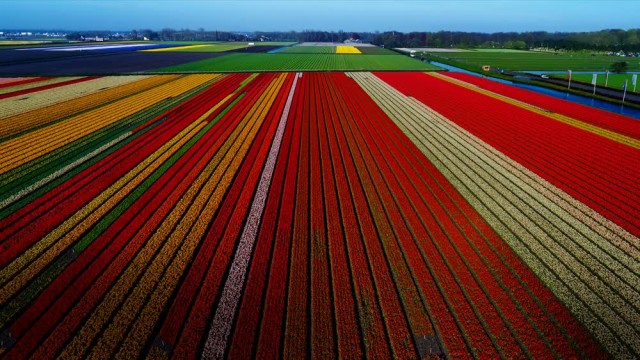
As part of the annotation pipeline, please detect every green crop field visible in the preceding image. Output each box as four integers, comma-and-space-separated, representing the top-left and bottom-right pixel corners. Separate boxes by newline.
471, 48, 530, 53
278, 46, 336, 54
563, 73, 640, 91
248, 41, 298, 46
358, 47, 398, 55
428, 50, 640, 71
276, 45, 396, 55
154, 53, 441, 72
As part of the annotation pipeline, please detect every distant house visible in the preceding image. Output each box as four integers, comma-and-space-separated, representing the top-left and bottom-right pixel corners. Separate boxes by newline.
84, 36, 106, 42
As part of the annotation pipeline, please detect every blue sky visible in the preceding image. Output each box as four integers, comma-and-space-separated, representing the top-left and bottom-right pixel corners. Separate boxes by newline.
1, 0, 638, 33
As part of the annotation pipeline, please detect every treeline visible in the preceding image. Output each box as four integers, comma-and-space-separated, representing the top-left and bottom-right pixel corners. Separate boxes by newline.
369, 29, 640, 51
127, 29, 364, 43
130, 28, 245, 41
253, 31, 361, 43
251, 29, 640, 51
66, 28, 246, 42
65, 28, 640, 51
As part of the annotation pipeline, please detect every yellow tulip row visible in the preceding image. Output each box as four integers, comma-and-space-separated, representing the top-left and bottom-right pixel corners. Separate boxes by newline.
336, 45, 361, 54
352, 72, 640, 358
0, 74, 215, 175
0, 76, 83, 95
59, 73, 287, 359
429, 72, 640, 150
0, 75, 154, 134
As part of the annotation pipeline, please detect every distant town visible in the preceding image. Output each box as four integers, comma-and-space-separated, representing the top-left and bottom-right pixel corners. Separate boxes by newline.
0, 30, 130, 42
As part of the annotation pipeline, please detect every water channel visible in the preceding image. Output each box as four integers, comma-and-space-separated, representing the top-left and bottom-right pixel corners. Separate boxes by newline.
430, 61, 640, 120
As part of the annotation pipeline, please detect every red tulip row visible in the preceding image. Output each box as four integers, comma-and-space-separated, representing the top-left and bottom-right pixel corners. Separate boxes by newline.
327, 74, 418, 358
308, 72, 337, 358
229, 72, 399, 358
313, 73, 392, 358
445, 72, 640, 140
314, 72, 395, 357
283, 71, 312, 358
313, 73, 364, 358
376, 72, 640, 238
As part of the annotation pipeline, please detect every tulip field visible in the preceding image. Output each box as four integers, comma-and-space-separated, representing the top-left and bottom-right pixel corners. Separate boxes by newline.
0, 71, 638, 359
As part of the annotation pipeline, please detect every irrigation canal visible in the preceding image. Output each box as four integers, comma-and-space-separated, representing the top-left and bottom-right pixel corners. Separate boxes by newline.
430, 61, 640, 120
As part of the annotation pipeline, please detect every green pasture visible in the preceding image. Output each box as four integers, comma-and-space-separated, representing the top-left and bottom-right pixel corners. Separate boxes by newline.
428, 50, 640, 71
470, 48, 531, 53
358, 47, 398, 55
155, 53, 441, 72
279, 46, 336, 54
562, 73, 640, 91
277, 45, 396, 55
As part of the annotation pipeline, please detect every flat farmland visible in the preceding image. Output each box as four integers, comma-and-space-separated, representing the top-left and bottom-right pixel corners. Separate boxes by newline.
155, 53, 440, 72
427, 50, 640, 71
0, 44, 428, 75
279, 46, 337, 54
0, 70, 638, 359
279, 44, 396, 55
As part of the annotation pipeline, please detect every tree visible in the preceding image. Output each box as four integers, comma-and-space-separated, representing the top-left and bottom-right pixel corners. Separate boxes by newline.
611, 61, 628, 74
513, 40, 527, 50
66, 32, 83, 41
130, 30, 138, 41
